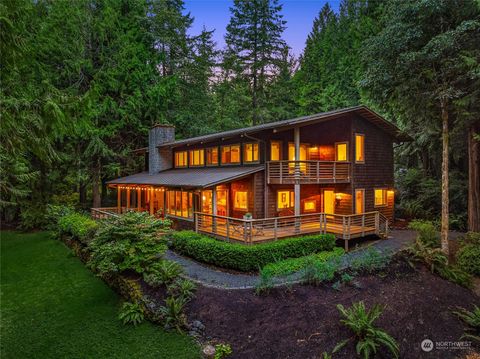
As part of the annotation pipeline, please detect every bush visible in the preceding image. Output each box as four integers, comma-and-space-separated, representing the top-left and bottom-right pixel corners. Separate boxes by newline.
118, 302, 144, 326
143, 260, 184, 287
261, 247, 345, 278
169, 231, 336, 272
301, 257, 341, 285
57, 212, 98, 244
334, 301, 399, 359
408, 220, 439, 248
456, 243, 480, 276
160, 296, 187, 332
88, 211, 169, 275
350, 248, 392, 273
19, 204, 49, 230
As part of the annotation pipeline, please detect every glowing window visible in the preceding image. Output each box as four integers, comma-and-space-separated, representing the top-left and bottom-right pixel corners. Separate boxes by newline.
221, 145, 241, 164
335, 142, 348, 162
206, 147, 218, 166
234, 191, 248, 210
175, 151, 188, 167
374, 189, 387, 207
355, 134, 365, 163
166, 190, 193, 218
277, 190, 294, 210
304, 200, 316, 212
189, 149, 204, 166
243, 143, 259, 163
270, 141, 281, 161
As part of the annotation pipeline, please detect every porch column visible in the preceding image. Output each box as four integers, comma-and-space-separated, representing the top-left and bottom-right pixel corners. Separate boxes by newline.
212, 187, 217, 233
294, 127, 301, 217
117, 186, 121, 213
126, 188, 130, 209
149, 187, 154, 215
137, 188, 141, 211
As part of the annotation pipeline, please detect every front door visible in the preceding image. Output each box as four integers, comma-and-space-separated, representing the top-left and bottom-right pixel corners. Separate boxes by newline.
324, 190, 335, 214
355, 189, 365, 214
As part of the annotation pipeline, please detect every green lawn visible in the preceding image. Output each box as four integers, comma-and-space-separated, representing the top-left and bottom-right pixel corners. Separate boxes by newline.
0, 231, 200, 359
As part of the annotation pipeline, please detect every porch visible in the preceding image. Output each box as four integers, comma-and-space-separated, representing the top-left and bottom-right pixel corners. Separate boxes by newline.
195, 211, 389, 251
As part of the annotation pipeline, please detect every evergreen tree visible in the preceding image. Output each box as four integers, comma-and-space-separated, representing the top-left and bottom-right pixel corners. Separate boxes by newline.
225, 0, 287, 125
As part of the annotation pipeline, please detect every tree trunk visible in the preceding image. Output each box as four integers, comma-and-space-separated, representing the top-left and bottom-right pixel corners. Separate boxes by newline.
468, 121, 480, 232
440, 100, 449, 256
92, 159, 102, 208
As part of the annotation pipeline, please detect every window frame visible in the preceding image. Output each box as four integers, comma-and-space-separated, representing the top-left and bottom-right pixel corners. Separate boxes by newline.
220, 144, 241, 165
335, 142, 349, 162
188, 149, 205, 167
205, 147, 219, 166
243, 142, 260, 164
374, 188, 388, 207
233, 190, 249, 211
270, 140, 282, 161
277, 190, 295, 211
355, 133, 365, 164
174, 151, 188, 168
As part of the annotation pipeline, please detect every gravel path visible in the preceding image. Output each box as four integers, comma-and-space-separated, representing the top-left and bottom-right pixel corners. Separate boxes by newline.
167, 230, 418, 289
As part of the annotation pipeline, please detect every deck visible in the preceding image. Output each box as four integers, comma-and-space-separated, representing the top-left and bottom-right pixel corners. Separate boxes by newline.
266, 160, 350, 184
195, 211, 389, 251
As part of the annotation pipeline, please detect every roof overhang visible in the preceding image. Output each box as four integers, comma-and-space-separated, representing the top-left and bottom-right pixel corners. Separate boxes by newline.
106, 165, 264, 189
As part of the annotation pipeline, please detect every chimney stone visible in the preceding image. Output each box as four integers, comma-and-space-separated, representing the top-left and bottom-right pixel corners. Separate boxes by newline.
148, 124, 175, 175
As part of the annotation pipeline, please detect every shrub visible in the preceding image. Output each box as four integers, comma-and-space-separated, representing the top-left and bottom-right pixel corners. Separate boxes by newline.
452, 305, 480, 342
350, 248, 392, 273
160, 296, 187, 332
408, 220, 439, 248
456, 232, 480, 276
19, 204, 49, 230
167, 279, 196, 302
301, 257, 341, 285
57, 212, 98, 244
255, 268, 275, 295
261, 247, 345, 278
118, 302, 144, 326
214, 344, 233, 359
143, 260, 184, 287
169, 231, 336, 272
334, 301, 399, 359
88, 212, 169, 275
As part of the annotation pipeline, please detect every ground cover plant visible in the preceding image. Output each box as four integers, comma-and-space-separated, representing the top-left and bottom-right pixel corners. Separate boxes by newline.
453, 305, 480, 342
0, 231, 199, 359
456, 232, 480, 276
169, 231, 336, 272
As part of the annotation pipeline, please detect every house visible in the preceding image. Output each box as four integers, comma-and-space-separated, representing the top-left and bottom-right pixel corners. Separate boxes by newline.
94, 106, 409, 250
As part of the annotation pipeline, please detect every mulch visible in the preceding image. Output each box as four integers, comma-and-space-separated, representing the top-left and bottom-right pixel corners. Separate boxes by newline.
181, 257, 479, 359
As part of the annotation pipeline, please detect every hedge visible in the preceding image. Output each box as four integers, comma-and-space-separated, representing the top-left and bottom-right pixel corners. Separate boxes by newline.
57, 212, 98, 244
261, 247, 345, 277
168, 231, 336, 272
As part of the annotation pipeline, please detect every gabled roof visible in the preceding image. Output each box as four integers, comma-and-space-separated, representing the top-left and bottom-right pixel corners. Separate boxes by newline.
158, 105, 410, 149
106, 165, 264, 189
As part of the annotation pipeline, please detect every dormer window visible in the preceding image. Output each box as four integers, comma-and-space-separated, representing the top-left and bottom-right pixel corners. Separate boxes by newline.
206, 147, 219, 166
243, 143, 259, 163
221, 144, 241, 165
189, 149, 204, 167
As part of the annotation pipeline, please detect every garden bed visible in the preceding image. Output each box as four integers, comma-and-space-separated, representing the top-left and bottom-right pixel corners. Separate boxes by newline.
144, 256, 479, 359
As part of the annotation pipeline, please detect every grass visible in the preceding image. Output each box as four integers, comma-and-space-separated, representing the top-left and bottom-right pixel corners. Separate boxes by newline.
0, 231, 200, 359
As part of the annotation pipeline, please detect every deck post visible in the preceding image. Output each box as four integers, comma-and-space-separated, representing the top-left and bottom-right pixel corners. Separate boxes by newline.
195, 213, 199, 233
347, 216, 351, 240
137, 188, 141, 212
149, 188, 154, 215
375, 212, 379, 235
226, 219, 230, 242
342, 216, 346, 238
126, 188, 130, 210
250, 220, 253, 244
212, 187, 217, 234
361, 214, 365, 237
385, 219, 389, 238
274, 218, 278, 240
117, 186, 121, 213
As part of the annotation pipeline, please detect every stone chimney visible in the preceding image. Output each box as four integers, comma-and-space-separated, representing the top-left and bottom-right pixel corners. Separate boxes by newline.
148, 124, 175, 175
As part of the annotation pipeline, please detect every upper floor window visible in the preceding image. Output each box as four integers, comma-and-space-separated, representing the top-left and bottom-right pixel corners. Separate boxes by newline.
206, 147, 218, 166
221, 144, 240, 164
270, 141, 282, 161
189, 149, 204, 167
243, 143, 259, 163
175, 151, 188, 167
374, 188, 387, 207
335, 142, 348, 162
355, 134, 365, 163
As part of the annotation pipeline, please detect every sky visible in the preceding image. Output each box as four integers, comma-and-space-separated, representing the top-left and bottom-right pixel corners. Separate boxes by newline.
184, 0, 341, 57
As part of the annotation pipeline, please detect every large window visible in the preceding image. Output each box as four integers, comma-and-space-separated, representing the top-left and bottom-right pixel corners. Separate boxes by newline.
355, 134, 365, 163
175, 151, 188, 167
335, 142, 348, 162
221, 144, 241, 164
277, 190, 294, 210
166, 190, 193, 218
243, 143, 259, 163
270, 141, 282, 161
189, 149, 204, 166
234, 191, 248, 210
374, 188, 387, 207
206, 147, 218, 166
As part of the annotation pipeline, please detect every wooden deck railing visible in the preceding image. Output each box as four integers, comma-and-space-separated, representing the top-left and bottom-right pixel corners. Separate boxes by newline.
266, 160, 350, 184
195, 211, 389, 250
90, 207, 143, 220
